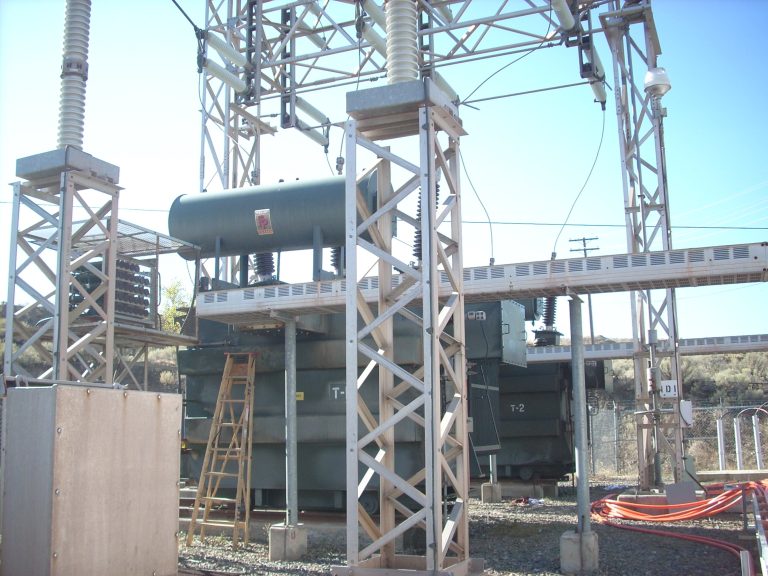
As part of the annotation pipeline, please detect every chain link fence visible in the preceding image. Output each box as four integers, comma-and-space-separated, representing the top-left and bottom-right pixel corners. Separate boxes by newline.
588, 397, 767, 479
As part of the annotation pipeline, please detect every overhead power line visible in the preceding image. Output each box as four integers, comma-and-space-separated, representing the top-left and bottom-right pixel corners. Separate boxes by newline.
462, 221, 768, 231
551, 109, 607, 257
461, 3, 553, 105
0, 199, 764, 232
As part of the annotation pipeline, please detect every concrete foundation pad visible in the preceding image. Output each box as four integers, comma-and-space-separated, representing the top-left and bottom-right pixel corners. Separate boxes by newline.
501, 482, 544, 499
698, 469, 768, 483
541, 483, 559, 498
481, 482, 502, 503
269, 523, 307, 561
560, 530, 599, 574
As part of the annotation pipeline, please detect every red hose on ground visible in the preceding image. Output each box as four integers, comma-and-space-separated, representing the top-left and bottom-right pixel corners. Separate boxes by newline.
599, 518, 754, 575
591, 480, 768, 576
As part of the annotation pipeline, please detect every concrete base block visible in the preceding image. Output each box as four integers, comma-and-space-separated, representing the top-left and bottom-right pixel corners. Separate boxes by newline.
560, 530, 599, 574
541, 483, 559, 498
269, 523, 307, 561
501, 482, 544, 499
481, 482, 502, 503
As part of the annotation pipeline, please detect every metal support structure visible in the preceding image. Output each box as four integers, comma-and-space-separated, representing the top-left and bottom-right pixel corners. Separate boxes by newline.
198, 0, 273, 285
753, 414, 764, 470
489, 454, 498, 484
338, 79, 473, 574
601, 0, 684, 489
569, 297, 591, 534
113, 344, 150, 390
734, 417, 743, 471
613, 401, 620, 474
197, 242, 767, 327
4, 166, 120, 391
4, 0, 194, 394
3, 164, 197, 393
716, 417, 726, 471
284, 317, 299, 526
197, 0, 560, 211
200, 1, 265, 193
569, 237, 598, 344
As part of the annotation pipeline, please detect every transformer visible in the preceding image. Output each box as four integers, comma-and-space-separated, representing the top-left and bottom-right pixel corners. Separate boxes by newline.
178, 297, 604, 508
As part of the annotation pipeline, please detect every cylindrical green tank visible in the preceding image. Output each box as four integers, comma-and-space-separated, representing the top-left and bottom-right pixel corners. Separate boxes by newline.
168, 175, 376, 259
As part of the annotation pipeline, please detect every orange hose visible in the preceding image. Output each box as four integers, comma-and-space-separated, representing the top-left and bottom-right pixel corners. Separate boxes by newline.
591, 482, 765, 522
591, 480, 768, 576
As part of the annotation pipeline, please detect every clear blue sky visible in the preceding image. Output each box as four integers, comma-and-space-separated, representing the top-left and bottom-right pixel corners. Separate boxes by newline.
1, 0, 766, 340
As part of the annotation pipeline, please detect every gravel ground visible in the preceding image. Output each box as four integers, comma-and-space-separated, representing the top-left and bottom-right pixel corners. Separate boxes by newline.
178, 481, 758, 575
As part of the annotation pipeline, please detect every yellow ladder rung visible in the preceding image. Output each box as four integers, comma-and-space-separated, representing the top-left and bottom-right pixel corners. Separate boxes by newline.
202, 496, 237, 504
198, 520, 240, 528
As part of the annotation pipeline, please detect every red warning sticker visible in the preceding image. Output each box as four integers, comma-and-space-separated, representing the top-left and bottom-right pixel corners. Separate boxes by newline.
254, 209, 273, 235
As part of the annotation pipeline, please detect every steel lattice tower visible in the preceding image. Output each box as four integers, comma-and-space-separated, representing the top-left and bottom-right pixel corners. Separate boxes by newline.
601, 0, 684, 488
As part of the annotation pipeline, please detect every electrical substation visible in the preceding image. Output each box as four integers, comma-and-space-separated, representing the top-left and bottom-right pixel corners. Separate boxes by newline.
1, 1, 767, 575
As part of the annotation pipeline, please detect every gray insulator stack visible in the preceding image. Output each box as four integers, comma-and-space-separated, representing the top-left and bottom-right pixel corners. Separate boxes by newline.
255, 253, 275, 279
542, 296, 557, 329
57, 0, 91, 150
413, 185, 439, 262
331, 247, 343, 275
386, 0, 419, 84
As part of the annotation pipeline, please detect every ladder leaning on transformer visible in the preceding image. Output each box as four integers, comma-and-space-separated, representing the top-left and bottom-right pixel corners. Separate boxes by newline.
186, 352, 257, 548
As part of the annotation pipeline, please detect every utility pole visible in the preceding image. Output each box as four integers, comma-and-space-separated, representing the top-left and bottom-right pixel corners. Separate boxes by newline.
570, 237, 598, 344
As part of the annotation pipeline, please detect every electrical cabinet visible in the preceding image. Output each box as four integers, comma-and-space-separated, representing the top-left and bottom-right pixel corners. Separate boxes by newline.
1, 385, 181, 576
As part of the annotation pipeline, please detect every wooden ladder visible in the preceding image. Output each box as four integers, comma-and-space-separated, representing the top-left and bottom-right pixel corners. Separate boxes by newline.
186, 352, 256, 547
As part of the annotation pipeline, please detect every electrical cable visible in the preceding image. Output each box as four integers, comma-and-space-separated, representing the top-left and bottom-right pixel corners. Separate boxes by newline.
593, 482, 768, 576
462, 80, 590, 107
551, 108, 606, 257
467, 432, 486, 479
178, 281, 196, 336
463, 220, 768, 231
478, 359, 501, 450
591, 482, 757, 522
324, 151, 335, 176
461, 3, 552, 105
684, 464, 707, 495
170, 0, 201, 34
598, 519, 756, 575
2, 197, 763, 233
335, 2, 367, 172
393, 235, 413, 249
459, 152, 495, 264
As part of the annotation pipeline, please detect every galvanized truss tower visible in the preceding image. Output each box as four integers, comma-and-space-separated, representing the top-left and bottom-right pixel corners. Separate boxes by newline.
341, 78, 473, 573
4, 151, 121, 390
3, 0, 120, 391
3, 0, 196, 393
601, 0, 684, 489
197, 1, 270, 284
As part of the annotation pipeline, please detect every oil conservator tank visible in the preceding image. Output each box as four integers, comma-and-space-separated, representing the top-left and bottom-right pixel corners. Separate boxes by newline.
168, 175, 376, 259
